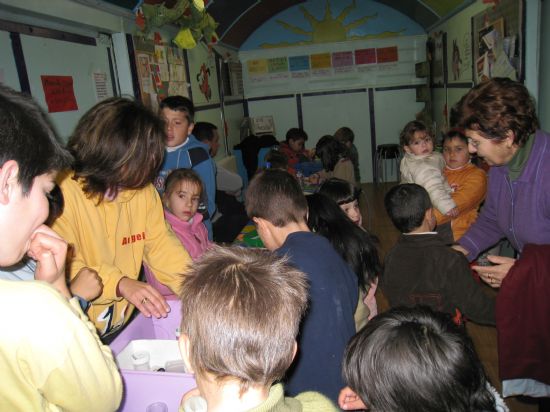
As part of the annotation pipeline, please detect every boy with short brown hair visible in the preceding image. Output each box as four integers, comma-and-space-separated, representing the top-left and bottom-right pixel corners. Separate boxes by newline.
179, 246, 337, 411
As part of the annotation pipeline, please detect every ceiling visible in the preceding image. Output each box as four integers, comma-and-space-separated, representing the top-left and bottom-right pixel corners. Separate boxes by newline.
103, 0, 473, 48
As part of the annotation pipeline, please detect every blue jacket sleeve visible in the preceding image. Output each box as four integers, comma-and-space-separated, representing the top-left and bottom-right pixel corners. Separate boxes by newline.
193, 158, 217, 240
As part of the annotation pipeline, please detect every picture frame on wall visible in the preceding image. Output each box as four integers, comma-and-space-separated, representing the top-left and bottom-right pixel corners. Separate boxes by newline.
428, 31, 447, 87
471, 0, 524, 84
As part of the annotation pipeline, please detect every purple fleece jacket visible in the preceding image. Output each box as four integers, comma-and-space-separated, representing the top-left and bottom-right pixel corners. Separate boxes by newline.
459, 130, 550, 261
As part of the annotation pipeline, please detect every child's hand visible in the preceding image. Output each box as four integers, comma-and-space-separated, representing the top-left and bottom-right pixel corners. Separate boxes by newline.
28, 225, 70, 298
338, 386, 367, 410
70, 267, 103, 301
117, 277, 170, 318
445, 207, 459, 218
308, 173, 320, 185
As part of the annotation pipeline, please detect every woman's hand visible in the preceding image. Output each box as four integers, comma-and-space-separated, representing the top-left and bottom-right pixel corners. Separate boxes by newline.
472, 255, 516, 288
117, 277, 170, 318
28, 225, 70, 299
70, 267, 103, 301
338, 386, 367, 410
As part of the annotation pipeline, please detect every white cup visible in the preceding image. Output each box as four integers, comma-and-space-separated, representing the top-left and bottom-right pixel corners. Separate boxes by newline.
132, 350, 150, 371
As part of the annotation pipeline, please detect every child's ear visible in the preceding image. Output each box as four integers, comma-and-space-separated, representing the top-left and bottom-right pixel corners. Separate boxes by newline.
425, 207, 436, 228
403, 145, 412, 154
0, 160, 19, 205
291, 341, 298, 363
178, 333, 194, 374
187, 122, 195, 137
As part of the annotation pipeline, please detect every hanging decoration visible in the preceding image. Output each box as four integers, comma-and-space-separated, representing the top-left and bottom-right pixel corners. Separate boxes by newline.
134, 0, 218, 50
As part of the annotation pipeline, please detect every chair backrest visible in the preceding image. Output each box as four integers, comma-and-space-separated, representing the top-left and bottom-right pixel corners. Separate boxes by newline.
232, 149, 249, 195
257, 146, 275, 169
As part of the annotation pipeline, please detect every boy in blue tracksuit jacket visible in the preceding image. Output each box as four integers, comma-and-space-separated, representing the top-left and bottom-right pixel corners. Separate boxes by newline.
154, 96, 216, 239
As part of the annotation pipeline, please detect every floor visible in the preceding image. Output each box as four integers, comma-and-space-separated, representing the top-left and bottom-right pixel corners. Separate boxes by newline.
360, 182, 540, 412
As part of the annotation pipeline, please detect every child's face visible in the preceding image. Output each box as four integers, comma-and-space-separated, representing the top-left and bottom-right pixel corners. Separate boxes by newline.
443, 137, 470, 169
209, 129, 220, 157
404, 131, 433, 156
288, 138, 305, 153
0, 170, 55, 265
164, 181, 201, 222
341, 200, 362, 227
162, 108, 194, 148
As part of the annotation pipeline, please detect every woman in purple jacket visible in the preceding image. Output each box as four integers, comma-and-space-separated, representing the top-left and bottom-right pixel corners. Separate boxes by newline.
453, 78, 550, 288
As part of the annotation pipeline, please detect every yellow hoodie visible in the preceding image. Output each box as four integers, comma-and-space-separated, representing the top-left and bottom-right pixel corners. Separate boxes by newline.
53, 172, 191, 336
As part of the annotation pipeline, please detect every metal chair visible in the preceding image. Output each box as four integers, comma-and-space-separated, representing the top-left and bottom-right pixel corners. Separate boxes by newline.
374, 144, 402, 183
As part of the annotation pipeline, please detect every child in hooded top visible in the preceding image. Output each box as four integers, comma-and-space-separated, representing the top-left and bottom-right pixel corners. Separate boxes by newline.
144, 169, 211, 297
334, 127, 360, 183
399, 121, 458, 218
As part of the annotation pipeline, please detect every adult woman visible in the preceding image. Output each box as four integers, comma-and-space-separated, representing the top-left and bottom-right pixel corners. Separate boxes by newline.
52, 98, 191, 337
453, 78, 550, 288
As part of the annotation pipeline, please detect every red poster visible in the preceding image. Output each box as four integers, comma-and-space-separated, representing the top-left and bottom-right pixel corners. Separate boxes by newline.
354, 48, 376, 65
40, 75, 78, 113
376, 47, 399, 63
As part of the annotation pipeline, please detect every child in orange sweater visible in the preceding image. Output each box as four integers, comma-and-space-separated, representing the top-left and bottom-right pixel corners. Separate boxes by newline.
435, 129, 487, 241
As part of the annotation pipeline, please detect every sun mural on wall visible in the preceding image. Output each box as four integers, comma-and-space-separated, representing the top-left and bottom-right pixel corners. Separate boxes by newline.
261, 0, 405, 48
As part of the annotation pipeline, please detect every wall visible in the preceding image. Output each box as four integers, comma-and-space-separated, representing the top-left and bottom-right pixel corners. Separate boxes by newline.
429, 0, 542, 135
0, 0, 244, 158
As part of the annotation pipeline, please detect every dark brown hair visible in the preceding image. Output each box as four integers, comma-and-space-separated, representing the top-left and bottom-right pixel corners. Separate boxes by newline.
163, 168, 204, 200
180, 246, 308, 390
334, 126, 355, 144
245, 169, 307, 227
454, 77, 539, 146
68, 97, 165, 201
399, 120, 431, 147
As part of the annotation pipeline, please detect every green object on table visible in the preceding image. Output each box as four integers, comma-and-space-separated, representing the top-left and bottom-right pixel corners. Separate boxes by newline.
242, 229, 264, 248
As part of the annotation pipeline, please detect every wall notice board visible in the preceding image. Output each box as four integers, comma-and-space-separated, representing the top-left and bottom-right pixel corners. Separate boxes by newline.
132, 35, 189, 111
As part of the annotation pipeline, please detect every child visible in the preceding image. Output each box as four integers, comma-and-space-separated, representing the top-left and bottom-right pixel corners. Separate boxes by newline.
52, 97, 191, 337
0, 84, 122, 410
382, 184, 495, 325
306, 193, 380, 330
399, 121, 458, 218
339, 306, 508, 412
264, 147, 289, 171
435, 128, 487, 241
279, 127, 311, 174
318, 177, 363, 226
246, 169, 358, 403
179, 246, 337, 411
334, 127, 360, 183
311, 135, 355, 185
155, 96, 216, 239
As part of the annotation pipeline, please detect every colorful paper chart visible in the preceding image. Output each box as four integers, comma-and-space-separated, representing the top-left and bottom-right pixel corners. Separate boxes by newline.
267, 57, 288, 73
289, 55, 310, 72
376, 46, 399, 63
310, 53, 332, 69
247, 59, 268, 75
332, 51, 354, 67
355, 48, 377, 65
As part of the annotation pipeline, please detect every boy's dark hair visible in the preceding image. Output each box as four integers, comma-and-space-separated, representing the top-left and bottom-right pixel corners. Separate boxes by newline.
180, 246, 308, 391
193, 122, 217, 142
163, 168, 204, 200
68, 97, 165, 202
384, 184, 431, 233
453, 77, 538, 147
45, 185, 64, 226
399, 120, 431, 147
443, 128, 468, 146
306, 193, 380, 289
264, 149, 288, 170
315, 135, 348, 172
343, 306, 497, 412
285, 127, 308, 143
159, 95, 195, 123
0, 85, 72, 194
318, 177, 360, 206
334, 127, 355, 144
245, 169, 307, 227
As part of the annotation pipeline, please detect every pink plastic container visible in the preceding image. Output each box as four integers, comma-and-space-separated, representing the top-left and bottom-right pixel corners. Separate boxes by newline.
110, 300, 196, 412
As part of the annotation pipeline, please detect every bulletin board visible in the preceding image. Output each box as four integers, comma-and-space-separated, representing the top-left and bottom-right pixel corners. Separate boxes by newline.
471, 0, 524, 84
132, 35, 189, 110
19, 33, 115, 141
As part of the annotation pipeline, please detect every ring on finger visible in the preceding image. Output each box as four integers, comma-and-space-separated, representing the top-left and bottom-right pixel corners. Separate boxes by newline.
141, 297, 149, 305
